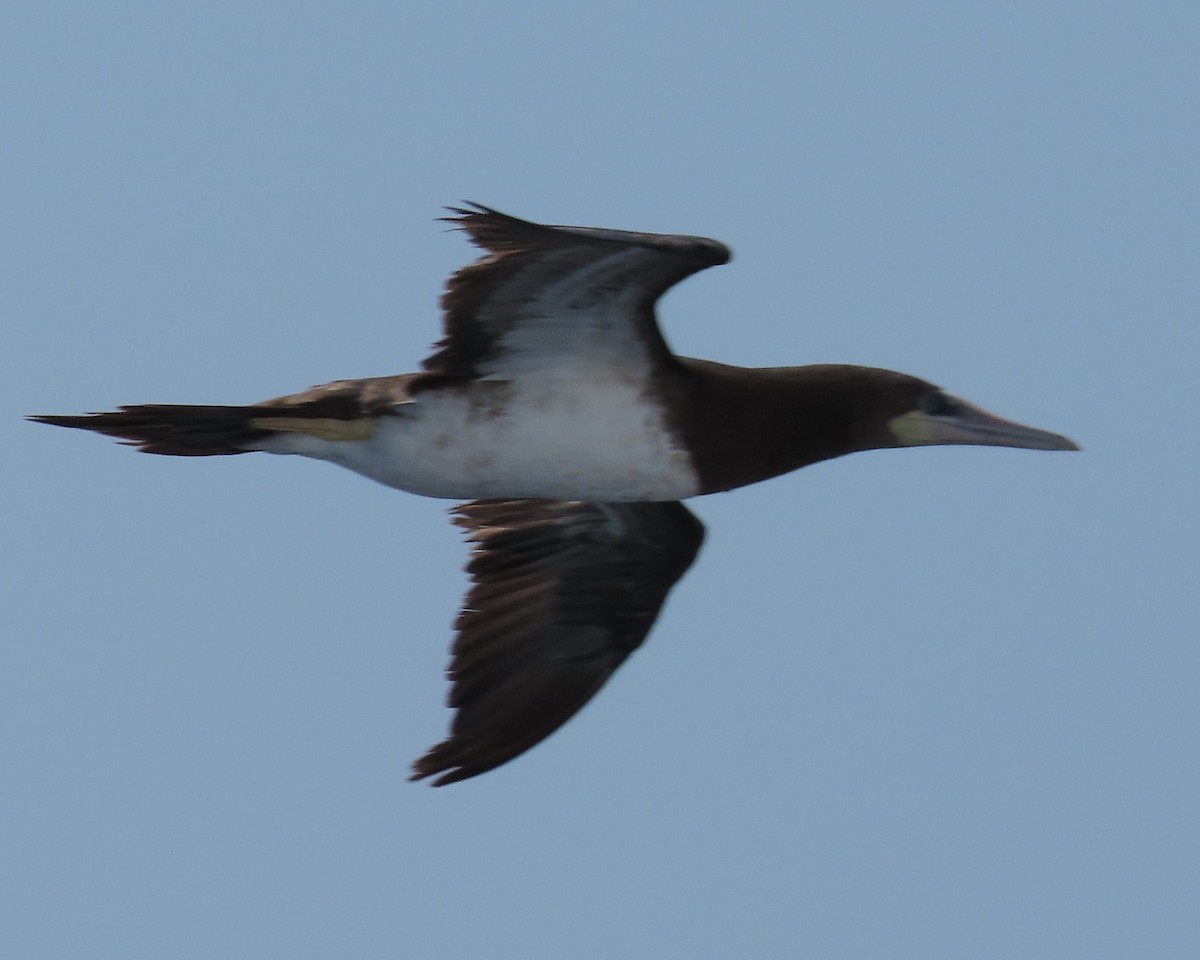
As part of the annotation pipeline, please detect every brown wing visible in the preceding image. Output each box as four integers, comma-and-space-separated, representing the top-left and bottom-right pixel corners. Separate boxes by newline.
410, 498, 705, 786
417, 204, 730, 382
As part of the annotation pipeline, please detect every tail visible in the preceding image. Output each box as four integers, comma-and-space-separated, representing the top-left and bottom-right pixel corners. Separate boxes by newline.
30, 376, 414, 455
28, 405, 277, 456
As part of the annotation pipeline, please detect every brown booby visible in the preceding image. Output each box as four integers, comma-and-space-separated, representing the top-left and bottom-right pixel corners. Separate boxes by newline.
30, 204, 1078, 785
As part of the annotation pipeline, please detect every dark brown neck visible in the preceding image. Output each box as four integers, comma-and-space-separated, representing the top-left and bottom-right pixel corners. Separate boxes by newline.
666, 358, 925, 494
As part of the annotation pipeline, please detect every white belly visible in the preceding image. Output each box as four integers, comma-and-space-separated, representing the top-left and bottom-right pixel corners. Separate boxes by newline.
260, 378, 701, 502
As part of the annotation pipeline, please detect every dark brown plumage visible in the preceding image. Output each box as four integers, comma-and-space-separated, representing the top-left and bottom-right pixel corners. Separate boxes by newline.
30, 203, 1077, 785
29, 375, 419, 456
420, 207, 728, 383
411, 499, 704, 786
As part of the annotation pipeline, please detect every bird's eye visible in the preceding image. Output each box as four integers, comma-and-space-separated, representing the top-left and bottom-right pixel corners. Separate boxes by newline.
920, 391, 958, 417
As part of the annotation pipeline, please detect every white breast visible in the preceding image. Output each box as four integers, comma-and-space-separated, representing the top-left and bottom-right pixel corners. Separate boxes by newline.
262, 377, 701, 502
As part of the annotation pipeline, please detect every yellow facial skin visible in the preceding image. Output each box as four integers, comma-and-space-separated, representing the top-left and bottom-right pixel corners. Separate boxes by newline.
888, 410, 939, 447
888, 398, 1079, 451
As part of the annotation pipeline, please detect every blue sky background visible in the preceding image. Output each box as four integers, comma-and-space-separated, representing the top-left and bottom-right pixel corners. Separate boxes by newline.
4, 3, 1197, 958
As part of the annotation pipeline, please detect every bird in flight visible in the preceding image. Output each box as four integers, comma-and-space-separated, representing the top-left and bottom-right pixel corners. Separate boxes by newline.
31, 204, 1078, 785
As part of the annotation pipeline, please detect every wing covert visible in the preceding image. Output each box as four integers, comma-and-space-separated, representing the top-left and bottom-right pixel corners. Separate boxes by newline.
417, 204, 730, 381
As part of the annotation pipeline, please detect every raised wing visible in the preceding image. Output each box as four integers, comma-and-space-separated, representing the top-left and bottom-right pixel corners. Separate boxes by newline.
410, 498, 706, 786
418, 204, 730, 381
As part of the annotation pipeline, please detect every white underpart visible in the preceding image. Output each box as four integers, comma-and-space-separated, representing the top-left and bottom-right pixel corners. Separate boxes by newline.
255, 247, 704, 501
255, 375, 700, 502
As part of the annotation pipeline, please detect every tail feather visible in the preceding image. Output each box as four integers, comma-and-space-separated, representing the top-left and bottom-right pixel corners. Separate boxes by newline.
30, 374, 415, 456
28, 405, 269, 456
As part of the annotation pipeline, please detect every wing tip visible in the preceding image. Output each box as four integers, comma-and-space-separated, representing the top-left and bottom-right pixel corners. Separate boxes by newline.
408, 741, 482, 787
438, 203, 732, 265
438, 202, 545, 253
439, 200, 507, 229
